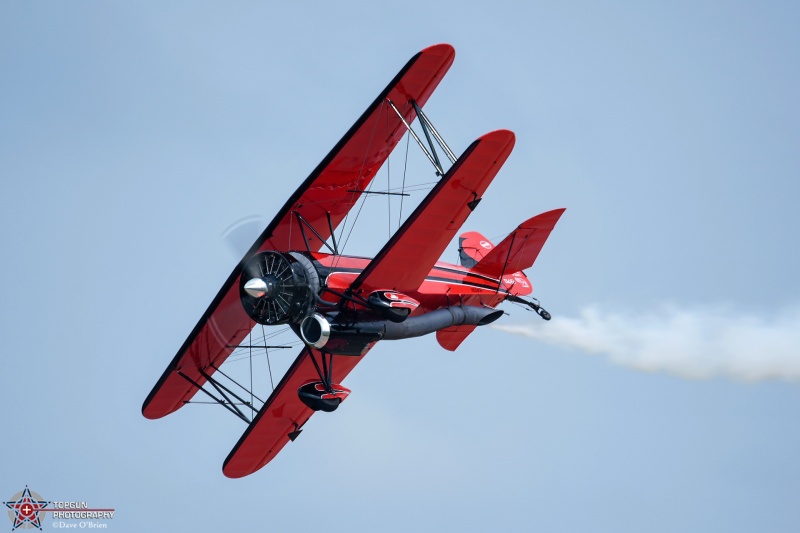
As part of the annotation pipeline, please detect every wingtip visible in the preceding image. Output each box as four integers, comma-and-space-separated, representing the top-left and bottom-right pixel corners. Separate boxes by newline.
141, 395, 157, 419
222, 452, 267, 479
414, 44, 456, 76
222, 466, 246, 479
141, 401, 166, 420
421, 43, 455, 57
478, 129, 515, 142
475, 129, 516, 154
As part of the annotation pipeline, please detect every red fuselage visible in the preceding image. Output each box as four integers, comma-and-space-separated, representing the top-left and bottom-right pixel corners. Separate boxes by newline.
308, 252, 533, 315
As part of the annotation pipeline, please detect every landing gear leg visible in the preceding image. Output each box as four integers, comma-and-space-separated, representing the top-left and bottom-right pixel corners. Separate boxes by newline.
298, 348, 351, 412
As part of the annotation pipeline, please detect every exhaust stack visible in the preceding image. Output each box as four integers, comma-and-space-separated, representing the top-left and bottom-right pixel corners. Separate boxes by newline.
298, 306, 503, 355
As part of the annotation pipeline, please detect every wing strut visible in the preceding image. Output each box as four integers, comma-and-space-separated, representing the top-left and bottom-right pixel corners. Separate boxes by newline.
412, 100, 457, 164
177, 370, 253, 424
387, 97, 459, 179
294, 211, 338, 255
177, 339, 294, 423
387, 99, 444, 176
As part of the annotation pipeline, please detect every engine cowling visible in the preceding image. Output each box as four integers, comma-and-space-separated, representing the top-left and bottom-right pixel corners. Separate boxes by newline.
239, 251, 318, 325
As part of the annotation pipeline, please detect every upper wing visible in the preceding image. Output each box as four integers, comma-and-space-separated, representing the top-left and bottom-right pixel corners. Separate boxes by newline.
254, 43, 456, 254
142, 45, 455, 420
222, 345, 373, 478
472, 208, 566, 277
349, 130, 515, 294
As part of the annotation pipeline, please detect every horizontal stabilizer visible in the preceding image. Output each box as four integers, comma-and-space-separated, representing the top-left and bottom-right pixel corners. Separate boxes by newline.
472, 209, 565, 277
436, 325, 477, 351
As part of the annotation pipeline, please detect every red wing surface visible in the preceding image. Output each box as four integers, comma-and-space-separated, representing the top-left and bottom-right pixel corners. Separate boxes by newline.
143, 45, 455, 420
350, 130, 515, 294
222, 346, 372, 478
472, 209, 565, 278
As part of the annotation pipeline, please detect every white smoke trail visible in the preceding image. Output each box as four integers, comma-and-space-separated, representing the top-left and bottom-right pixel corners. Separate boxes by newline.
494, 305, 800, 382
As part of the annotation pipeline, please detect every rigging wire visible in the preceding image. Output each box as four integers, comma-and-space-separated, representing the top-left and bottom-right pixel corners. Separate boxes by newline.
337, 107, 430, 255
333, 101, 384, 269
262, 324, 275, 391
249, 329, 254, 415
226, 327, 301, 364
386, 106, 391, 238
398, 129, 411, 226
338, 177, 374, 256
185, 401, 251, 406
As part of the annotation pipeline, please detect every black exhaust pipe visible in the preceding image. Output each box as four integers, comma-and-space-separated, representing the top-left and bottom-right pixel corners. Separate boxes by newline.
299, 306, 503, 355
382, 306, 503, 340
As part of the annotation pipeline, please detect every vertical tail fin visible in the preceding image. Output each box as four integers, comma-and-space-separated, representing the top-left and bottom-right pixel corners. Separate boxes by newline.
445, 209, 565, 351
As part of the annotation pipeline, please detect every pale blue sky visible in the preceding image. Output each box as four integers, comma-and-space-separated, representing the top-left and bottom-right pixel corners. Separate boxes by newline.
2, 2, 799, 531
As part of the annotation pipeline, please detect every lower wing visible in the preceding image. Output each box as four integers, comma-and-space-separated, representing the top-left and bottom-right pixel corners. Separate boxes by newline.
222, 345, 373, 478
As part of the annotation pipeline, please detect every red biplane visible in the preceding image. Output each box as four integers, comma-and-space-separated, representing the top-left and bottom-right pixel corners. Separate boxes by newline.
143, 44, 564, 478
